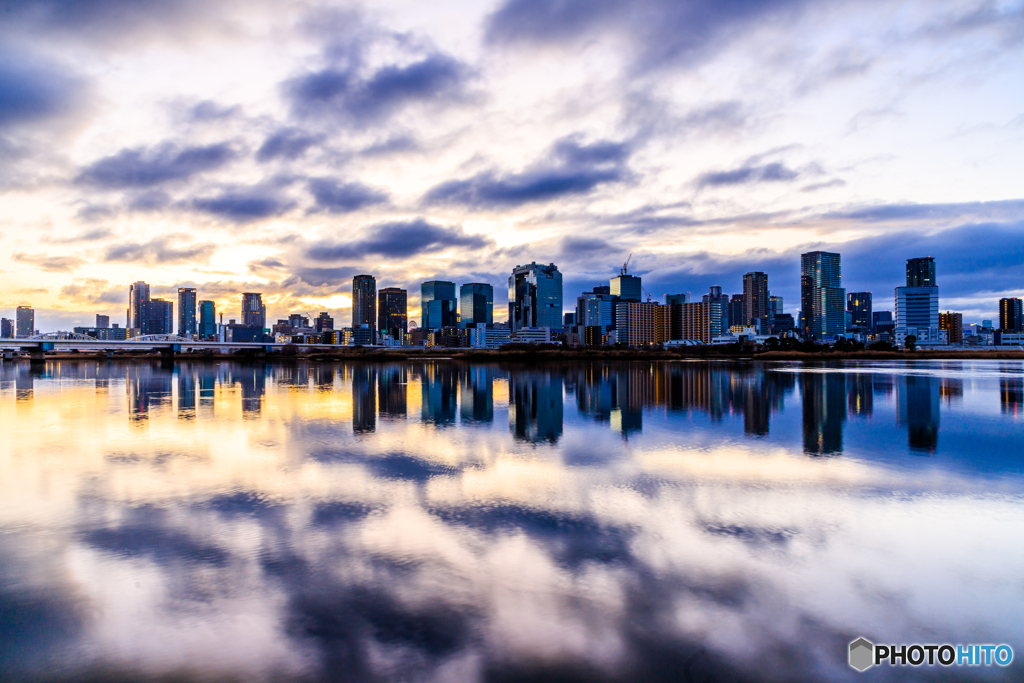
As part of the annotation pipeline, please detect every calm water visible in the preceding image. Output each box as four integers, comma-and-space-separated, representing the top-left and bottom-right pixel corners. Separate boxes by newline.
1, 359, 1023, 682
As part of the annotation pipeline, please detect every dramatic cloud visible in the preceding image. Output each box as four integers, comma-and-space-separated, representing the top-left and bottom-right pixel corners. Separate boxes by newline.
425, 137, 633, 208
59, 278, 126, 306
190, 187, 296, 223
11, 252, 85, 273
286, 53, 473, 125
696, 162, 801, 187
256, 128, 322, 162
307, 178, 388, 213
46, 227, 113, 244
0, 50, 87, 128
303, 219, 491, 262
77, 142, 236, 189
485, 0, 806, 72
103, 234, 216, 264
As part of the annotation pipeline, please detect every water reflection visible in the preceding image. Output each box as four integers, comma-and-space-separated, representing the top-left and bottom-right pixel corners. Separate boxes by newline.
1, 359, 1023, 683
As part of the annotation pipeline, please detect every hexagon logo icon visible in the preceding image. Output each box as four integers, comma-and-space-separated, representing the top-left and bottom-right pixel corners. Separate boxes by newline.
849, 637, 874, 672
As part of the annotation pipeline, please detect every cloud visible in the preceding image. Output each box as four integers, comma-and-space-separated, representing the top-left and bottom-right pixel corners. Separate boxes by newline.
801, 179, 846, 193
485, 0, 806, 74
307, 178, 388, 213
303, 219, 491, 262
190, 187, 296, 223
103, 234, 217, 264
424, 136, 632, 208
0, 49, 87, 129
59, 278, 126, 306
77, 142, 236, 189
11, 252, 85, 272
285, 53, 473, 125
824, 199, 1024, 223
186, 100, 241, 122
256, 128, 322, 162
283, 266, 362, 288
47, 227, 113, 244
696, 162, 800, 187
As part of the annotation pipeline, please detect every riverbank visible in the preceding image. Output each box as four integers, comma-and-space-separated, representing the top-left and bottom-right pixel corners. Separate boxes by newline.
9, 347, 1024, 363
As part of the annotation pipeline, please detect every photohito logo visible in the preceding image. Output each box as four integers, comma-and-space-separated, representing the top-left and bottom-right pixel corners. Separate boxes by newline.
849, 638, 1013, 672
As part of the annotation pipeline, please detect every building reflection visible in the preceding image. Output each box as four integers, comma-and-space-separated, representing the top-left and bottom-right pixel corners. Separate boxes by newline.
127, 364, 172, 423
847, 373, 873, 418
897, 375, 940, 454
460, 366, 494, 424
14, 365, 34, 402
1000, 378, 1022, 416
352, 365, 376, 434
237, 365, 266, 417
802, 373, 846, 455
509, 368, 564, 443
177, 368, 196, 420
421, 363, 457, 427
378, 365, 408, 419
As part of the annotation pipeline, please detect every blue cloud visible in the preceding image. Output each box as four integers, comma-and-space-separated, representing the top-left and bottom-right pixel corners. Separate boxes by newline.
190, 188, 295, 222
78, 142, 236, 189
424, 136, 632, 208
304, 219, 491, 261
307, 178, 388, 213
286, 54, 471, 125
697, 162, 800, 187
256, 128, 322, 162
0, 49, 85, 128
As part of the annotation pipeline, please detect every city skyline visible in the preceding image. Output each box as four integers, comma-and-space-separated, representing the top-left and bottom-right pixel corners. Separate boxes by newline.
1, 1, 1022, 332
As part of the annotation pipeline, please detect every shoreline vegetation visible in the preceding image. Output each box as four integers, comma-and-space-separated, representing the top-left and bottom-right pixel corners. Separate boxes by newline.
10, 345, 1024, 363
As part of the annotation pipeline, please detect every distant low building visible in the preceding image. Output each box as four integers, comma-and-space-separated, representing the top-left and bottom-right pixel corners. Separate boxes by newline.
513, 327, 551, 344
939, 312, 963, 345
73, 326, 128, 341
470, 326, 511, 348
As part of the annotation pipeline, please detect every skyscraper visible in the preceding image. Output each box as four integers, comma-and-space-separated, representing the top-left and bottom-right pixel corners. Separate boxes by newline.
15, 306, 34, 338
352, 275, 377, 343
847, 292, 872, 334
96, 314, 110, 329
768, 295, 783, 318
459, 283, 494, 328
315, 312, 335, 333
702, 286, 731, 336
610, 274, 642, 301
378, 287, 407, 339
509, 262, 563, 331
939, 312, 963, 344
241, 293, 266, 329
178, 288, 197, 338
128, 281, 150, 331
0, 318, 13, 338
906, 257, 936, 287
1000, 298, 1023, 332
800, 251, 845, 338
198, 300, 216, 339
895, 287, 939, 328
421, 281, 457, 330
742, 272, 769, 327
728, 295, 744, 331
144, 299, 173, 335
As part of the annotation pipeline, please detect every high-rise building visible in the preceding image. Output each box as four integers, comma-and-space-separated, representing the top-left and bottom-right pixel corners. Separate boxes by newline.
702, 286, 730, 336
459, 283, 494, 328
508, 262, 563, 332
768, 295, 783, 319
728, 295, 744, 333
0, 318, 13, 338
241, 293, 266, 329
576, 289, 615, 335
742, 272, 769, 327
378, 288, 407, 339
96, 314, 110, 329
144, 299, 173, 335
847, 292, 872, 334
939, 312, 963, 344
1000, 298, 1023, 332
895, 287, 939, 329
177, 288, 197, 338
906, 257, 936, 287
15, 306, 35, 338
352, 275, 376, 343
800, 251, 845, 338
128, 281, 150, 332
614, 301, 657, 346
315, 312, 335, 333
198, 300, 216, 339
610, 274, 642, 302
674, 302, 721, 344
666, 293, 688, 306
421, 281, 457, 330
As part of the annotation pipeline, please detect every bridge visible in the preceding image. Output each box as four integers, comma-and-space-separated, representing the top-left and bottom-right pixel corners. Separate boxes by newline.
0, 333, 362, 361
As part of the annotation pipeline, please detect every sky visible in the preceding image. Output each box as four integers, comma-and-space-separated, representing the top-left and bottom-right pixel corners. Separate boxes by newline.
1, 0, 1023, 331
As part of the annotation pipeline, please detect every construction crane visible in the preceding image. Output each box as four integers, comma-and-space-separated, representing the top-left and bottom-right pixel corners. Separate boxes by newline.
642, 286, 653, 303
620, 253, 632, 276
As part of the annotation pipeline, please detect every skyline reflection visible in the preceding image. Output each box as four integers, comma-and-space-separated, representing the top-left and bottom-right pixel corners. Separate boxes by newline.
1, 359, 1023, 682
